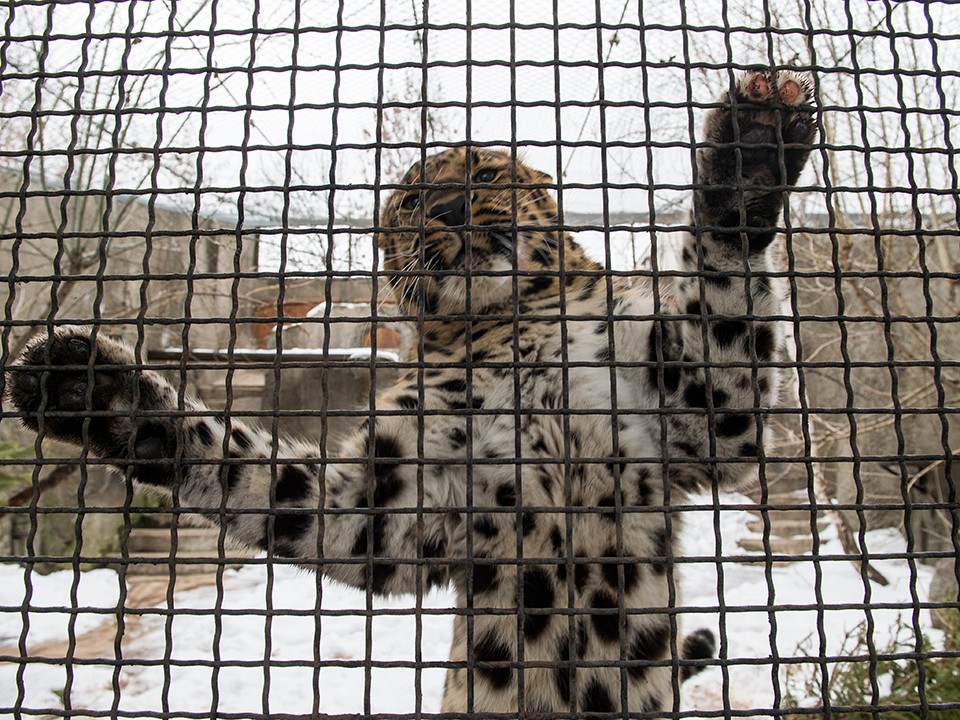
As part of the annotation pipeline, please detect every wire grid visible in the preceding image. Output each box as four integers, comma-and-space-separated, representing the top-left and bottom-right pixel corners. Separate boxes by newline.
0, 0, 958, 718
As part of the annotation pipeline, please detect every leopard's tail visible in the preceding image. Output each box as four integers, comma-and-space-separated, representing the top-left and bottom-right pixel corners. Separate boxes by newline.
680, 628, 717, 682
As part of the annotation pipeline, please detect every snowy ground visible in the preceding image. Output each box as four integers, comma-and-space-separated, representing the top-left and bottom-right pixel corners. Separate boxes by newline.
0, 493, 938, 718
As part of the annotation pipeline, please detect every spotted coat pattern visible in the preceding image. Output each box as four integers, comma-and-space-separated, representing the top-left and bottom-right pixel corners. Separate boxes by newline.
7, 68, 816, 716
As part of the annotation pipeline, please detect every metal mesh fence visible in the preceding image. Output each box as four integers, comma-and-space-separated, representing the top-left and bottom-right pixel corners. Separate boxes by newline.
0, 0, 958, 718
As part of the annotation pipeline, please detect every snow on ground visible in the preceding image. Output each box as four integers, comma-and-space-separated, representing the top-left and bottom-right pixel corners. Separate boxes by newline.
0, 566, 457, 716
0, 493, 937, 717
678, 493, 937, 713
0, 566, 121, 649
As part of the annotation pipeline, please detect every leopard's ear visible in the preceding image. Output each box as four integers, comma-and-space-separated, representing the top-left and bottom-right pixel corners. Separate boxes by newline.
514, 153, 554, 187
528, 168, 554, 186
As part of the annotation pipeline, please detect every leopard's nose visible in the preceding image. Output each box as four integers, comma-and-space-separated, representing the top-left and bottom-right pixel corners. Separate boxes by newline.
427, 195, 467, 227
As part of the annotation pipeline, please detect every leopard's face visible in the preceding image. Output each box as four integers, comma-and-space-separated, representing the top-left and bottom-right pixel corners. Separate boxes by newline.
378, 148, 561, 316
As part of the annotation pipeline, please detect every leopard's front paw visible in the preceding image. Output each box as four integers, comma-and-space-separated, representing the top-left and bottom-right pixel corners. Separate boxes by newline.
705, 68, 818, 187
697, 67, 818, 254
738, 68, 817, 173
6, 328, 146, 457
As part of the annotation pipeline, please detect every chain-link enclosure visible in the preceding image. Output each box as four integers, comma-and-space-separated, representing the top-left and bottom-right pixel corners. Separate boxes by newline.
1, 1, 958, 718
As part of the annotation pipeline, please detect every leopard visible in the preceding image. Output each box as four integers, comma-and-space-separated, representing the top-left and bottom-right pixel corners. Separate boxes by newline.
6, 67, 816, 716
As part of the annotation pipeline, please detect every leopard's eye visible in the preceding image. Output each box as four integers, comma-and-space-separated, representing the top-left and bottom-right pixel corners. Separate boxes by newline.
400, 194, 420, 211
474, 168, 497, 183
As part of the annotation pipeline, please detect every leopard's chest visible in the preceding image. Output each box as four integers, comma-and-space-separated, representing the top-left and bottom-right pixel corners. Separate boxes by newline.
460, 314, 663, 517
442, 317, 672, 640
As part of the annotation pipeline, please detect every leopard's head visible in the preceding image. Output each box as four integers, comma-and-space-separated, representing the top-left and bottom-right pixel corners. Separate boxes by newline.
378, 148, 578, 317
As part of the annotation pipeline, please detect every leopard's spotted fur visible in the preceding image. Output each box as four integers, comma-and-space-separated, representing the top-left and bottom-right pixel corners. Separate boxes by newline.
7, 68, 817, 716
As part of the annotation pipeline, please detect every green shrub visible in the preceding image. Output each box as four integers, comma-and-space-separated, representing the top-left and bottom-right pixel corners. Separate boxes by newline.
786, 614, 960, 719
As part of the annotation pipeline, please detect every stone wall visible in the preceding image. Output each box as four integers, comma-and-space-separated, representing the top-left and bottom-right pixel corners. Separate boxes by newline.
768, 231, 959, 555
